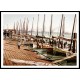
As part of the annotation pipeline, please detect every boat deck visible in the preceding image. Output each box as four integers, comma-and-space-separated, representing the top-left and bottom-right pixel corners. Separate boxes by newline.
53, 53, 76, 64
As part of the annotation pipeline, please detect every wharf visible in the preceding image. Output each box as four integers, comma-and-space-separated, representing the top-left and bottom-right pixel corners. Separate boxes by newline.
3, 39, 55, 66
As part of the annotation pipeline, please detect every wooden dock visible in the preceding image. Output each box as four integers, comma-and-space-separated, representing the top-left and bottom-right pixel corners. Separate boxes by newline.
3, 39, 54, 66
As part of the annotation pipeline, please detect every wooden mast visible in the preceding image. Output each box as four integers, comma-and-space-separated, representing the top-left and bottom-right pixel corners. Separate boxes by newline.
20, 19, 22, 35
37, 14, 39, 36
60, 14, 63, 37
14, 22, 16, 34
49, 14, 53, 47
18, 26, 20, 35
31, 17, 34, 37
42, 14, 45, 37
26, 18, 29, 35
62, 16, 65, 38
16, 21, 19, 35
58, 14, 64, 48
23, 18, 26, 35
50, 14, 53, 37
37, 14, 39, 48
62, 15, 65, 48
69, 14, 76, 53
18, 21, 20, 35
19, 19, 22, 35
42, 14, 45, 48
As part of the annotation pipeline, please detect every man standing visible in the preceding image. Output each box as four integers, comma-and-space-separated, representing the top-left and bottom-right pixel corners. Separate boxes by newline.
17, 41, 21, 49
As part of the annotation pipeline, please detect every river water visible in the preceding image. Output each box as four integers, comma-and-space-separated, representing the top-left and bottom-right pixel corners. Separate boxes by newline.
28, 31, 71, 39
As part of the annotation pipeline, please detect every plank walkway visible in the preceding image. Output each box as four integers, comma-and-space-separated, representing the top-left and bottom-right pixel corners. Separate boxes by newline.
3, 39, 54, 66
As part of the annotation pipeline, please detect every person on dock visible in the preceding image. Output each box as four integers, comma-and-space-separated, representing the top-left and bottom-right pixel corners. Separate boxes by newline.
3, 30, 7, 39
17, 41, 21, 49
64, 41, 67, 48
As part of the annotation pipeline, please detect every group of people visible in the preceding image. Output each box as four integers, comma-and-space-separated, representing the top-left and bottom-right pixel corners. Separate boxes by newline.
3, 30, 12, 39
16, 36, 70, 50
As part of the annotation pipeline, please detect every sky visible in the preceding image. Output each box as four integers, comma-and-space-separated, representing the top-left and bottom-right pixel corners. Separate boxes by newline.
2, 12, 78, 33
